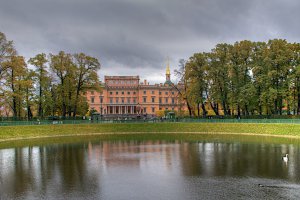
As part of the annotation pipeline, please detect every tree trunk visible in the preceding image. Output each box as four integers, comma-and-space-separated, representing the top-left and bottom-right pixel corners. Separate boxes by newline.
222, 100, 228, 116
279, 97, 283, 115
237, 104, 241, 117
201, 103, 207, 118
187, 100, 193, 117
210, 102, 219, 116
73, 82, 81, 117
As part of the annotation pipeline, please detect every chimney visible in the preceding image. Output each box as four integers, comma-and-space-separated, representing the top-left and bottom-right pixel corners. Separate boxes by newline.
144, 79, 147, 85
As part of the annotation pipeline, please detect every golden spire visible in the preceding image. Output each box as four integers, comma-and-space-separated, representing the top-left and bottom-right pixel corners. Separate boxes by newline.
166, 57, 170, 75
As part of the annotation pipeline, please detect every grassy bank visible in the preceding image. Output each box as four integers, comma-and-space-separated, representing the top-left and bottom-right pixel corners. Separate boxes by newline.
1, 122, 300, 140
1, 122, 300, 149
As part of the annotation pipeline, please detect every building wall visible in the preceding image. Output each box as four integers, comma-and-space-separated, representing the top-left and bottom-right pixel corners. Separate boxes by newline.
86, 75, 185, 117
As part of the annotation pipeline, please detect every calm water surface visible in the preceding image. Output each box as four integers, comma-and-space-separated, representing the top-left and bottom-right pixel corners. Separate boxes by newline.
1, 139, 300, 199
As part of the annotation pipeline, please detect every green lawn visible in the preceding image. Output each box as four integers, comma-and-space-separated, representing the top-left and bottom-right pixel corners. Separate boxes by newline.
1, 122, 300, 141
1, 122, 300, 149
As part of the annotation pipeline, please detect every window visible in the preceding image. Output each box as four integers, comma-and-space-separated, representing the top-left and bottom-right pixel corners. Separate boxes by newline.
165, 108, 168, 110
165, 92, 168, 95
159, 108, 162, 110
143, 91, 146, 95
143, 108, 147, 113
133, 91, 136, 95
165, 98, 168, 103
172, 98, 175, 104
122, 91, 124, 95
152, 107, 155, 113
110, 92, 113, 95
116, 97, 119, 103
100, 96, 103, 103
172, 91, 174, 95
151, 91, 155, 94
116, 91, 118, 95
91, 97, 94, 103
133, 98, 136, 103
159, 92, 161, 95
152, 97, 155, 103
127, 91, 130, 95
172, 107, 174, 111
122, 98, 124, 103
159, 98, 162, 103
127, 97, 130, 103
143, 97, 146, 103
110, 98, 113, 103
91, 91, 94, 95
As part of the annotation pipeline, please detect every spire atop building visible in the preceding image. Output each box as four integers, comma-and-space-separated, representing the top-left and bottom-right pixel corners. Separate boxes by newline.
165, 57, 172, 85
166, 57, 171, 75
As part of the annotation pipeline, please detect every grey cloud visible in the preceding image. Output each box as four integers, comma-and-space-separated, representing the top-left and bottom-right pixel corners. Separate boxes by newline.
1, 0, 300, 81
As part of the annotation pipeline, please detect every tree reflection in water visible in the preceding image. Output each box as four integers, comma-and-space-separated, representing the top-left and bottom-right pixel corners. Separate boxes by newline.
0, 140, 300, 199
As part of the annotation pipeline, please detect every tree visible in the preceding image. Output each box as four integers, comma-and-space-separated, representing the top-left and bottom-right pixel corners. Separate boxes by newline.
207, 44, 232, 116
2, 56, 27, 118
185, 53, 208, 117
50, 51, 74, 118
0, 32, 16, 80
73, 53, 100, 117
174, 59, 193, 116
264, 39, 293, 115
228, 40, 254, 116
28, 53, 50, 118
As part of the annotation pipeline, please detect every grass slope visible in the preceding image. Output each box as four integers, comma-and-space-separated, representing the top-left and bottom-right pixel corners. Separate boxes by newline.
1, 122, 300, 141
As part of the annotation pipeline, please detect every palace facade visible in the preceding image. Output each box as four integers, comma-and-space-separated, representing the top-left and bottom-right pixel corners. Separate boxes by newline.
86, 65, 185, 119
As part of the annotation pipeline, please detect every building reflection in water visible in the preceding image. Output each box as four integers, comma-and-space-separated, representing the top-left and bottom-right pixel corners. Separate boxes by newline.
1, 140, 300, 199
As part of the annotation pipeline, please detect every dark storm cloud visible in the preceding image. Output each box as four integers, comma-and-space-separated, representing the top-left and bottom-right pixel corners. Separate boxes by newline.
1, 0, 300, 81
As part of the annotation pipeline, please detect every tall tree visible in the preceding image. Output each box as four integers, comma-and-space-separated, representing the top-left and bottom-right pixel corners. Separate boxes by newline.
72, 53, 100, 117
50, 51, 74, 118
0, 32, 16, 80
174, 59, 193, 116
228, 40, 254, 116
185, 53, 208, 117
207, 44, 232, 116
264, 39, 293, 115
3, 56, 27, 118
28, 53, 49, 118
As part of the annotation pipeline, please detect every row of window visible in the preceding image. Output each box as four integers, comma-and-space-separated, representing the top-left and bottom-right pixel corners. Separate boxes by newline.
90, 90, 176, 96
109, 91, 136, 95
142, 91, 175, 95
106, 91, 176, 95
91, 96, 177, 104
90, 107, 175, 113
108, 80, 138, 85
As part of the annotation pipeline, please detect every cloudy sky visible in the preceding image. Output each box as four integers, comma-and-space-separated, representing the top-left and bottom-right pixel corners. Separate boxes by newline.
1, 0, 300, 83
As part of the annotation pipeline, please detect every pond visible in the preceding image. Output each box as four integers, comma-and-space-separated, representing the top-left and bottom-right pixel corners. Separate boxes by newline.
1, 135, 300, 199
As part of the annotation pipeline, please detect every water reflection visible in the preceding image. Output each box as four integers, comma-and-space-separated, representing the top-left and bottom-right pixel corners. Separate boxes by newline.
1, 140, 300, 199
